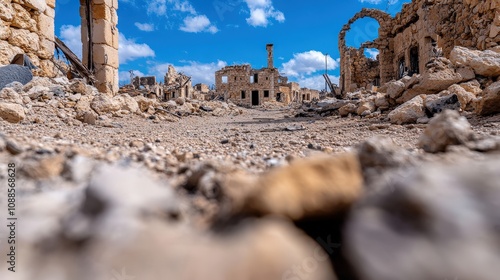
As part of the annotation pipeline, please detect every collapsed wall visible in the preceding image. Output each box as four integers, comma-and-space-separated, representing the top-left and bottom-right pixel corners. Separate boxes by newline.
0, 0, 119, 96
0, 0, 57, 77
339, 0, 500, 95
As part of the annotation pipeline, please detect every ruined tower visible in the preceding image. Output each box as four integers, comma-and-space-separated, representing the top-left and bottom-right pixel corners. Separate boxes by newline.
266, 44, 274, 69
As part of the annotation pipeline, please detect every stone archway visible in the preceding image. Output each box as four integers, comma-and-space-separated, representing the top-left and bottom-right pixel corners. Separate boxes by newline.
338, 8, 392, 94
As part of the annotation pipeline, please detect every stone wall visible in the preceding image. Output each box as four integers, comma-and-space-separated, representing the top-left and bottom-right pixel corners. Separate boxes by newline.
339, 0, 500, 95
0, 0, 57, 77
80, 0, 119, 96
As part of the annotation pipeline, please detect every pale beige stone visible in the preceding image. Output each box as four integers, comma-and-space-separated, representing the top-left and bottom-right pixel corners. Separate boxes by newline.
23, 0, 47, 12
37, 12, 54, 40
92, 44, 118, 68
0, 19, 11, 40
37, 39, 54, 59
92, 19, 113, 45
0, 2, 14, 22
92, 4, 111, 21
10, 3, 37, 32
46, 0, 55, 9
8, 29, 40, 53
0, 102, 26, 123
388, 95, 426, 125
44, 6, 55, 18
0, 41, 23, 65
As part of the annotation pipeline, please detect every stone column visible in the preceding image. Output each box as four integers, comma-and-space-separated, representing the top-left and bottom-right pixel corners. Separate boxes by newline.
80, 0, 119, 96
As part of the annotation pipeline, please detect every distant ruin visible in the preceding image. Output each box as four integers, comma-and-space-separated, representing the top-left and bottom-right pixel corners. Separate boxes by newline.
339, 0, 499, 95
215, 44, 320, 106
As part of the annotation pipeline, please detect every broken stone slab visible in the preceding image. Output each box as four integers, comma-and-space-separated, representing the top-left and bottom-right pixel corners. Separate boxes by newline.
476, 81, 500, 116
0, 64, 33, 90
418, 109, 474, 153
346, 158, 500, 280
450, 46, 500, 77
339, 103, 357, 117
388, 95, 426, 125
0, 102, 26, 123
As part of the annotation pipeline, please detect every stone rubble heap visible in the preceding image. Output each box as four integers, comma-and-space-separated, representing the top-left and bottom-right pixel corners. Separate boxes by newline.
0, 76, 244, 126
298, 46, 500, 124
1, 108, 500, 279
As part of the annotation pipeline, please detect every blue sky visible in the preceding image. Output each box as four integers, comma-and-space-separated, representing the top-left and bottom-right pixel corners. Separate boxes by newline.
55, 0, 411, 89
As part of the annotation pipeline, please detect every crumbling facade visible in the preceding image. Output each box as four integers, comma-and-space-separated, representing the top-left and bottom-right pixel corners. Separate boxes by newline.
339, 0, 500, 95
0, 0, 57, 77
164, 65, 192, 100
0, 0, 119, 95
215, 44, 296, 106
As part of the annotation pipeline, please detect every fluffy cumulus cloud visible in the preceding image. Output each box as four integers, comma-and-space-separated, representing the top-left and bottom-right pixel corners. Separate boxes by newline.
280, 51, 340, 90
119, 33, 156, 64
60, 25, 155, 65
150, 60, 227, 85
147, 0, 218, 34
134, 22, 155, 32
365, 48, 379, 59
180, 15, 219, 33
297, 75, 340, 91
244, 0, 285, 27
59, 25, 83, 59
281, 51, 339, 77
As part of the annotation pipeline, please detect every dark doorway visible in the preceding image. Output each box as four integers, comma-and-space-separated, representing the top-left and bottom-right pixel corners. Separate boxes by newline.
410, 46, 419, 76
252, 90, 259, 105
276, 92, 282, 102
253, 73, 259, 84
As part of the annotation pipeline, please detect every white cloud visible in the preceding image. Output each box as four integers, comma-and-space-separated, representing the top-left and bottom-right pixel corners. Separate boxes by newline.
296, 75, 340, 91
147, 0, 198, 16
281, 51, 339, 77
180, 15, 219, 33
134, 22, 155, 32
59, 25, 82, 59
359, 0, 399, 4
119, 70, 145, 83
119, 33, 156, 64
244, 0, 285, 27
59, 25, 155, 65
150, 60, 227, 85
365, 48, 379, 60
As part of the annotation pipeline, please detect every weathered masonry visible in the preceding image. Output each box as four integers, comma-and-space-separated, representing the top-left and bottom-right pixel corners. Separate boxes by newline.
215, 44, 295, 106
339, 0, 500, 95
0, 0, 119, 95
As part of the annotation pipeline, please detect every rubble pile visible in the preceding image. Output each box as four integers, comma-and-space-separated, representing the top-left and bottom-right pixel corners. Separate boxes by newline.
1, 108, 500, 279
297, 46, 500, 124
0, 76, 244, 126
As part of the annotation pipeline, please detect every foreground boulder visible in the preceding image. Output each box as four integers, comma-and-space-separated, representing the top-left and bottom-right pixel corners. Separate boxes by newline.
225, 154, 363, 221
0, 102, 25, 123
346, 158, 500, 280
418, 110, 474, 153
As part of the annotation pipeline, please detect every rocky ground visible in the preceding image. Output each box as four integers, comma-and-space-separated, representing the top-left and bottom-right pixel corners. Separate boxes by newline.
0, 45, 499, 280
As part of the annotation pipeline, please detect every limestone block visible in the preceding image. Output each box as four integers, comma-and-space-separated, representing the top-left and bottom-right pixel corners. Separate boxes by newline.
94, 65, 118, 95
92, 4, 111, 21
388, 95, 426, 125
110, 7, 118, 25
37, 38, 54, 59
44, 6, 54, 18
46, 0, 55, 9
0, 41, 23, 65
92, 44, 118, 68
8, 29, 40, 53
0, 2, 14, 22
37, 12, 54, 41
38, 59, 57, 78
450, 46, 500, 77
0, 102, 25, 123
0, 20, 11, 40
23, 0, 46, 12
11, 3, 37, 32
91, 19, 113, 45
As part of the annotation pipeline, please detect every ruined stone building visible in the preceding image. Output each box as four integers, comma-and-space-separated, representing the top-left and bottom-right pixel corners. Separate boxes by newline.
339, 0, 499, 95
215, 44, 302, 106
164, 65, 193, 100
0, 0, 119, 95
